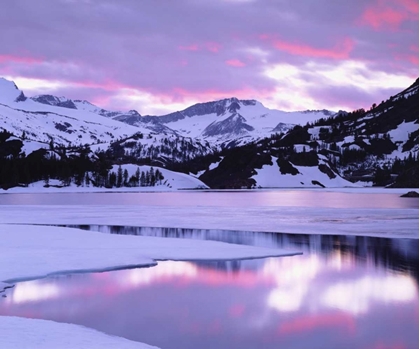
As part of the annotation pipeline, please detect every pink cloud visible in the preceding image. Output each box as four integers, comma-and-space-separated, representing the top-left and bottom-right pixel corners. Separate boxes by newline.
207, 320, 222, 335
359, 0, 417, 31
179, 42, 221, 53
394, 53, 419, 65
361, 7, 408, 30
72, 79, 128, 91
398, 0, 419, 14
226, 59, 246, 67
167, 85, 275, 104
270, 37, 354, 59
369, 341, 407, 349
0, 0, 416, 116
178, 44, 199, 51
0, 54, 42, 64
258, 33, 270, 40
205, 42, 222, 53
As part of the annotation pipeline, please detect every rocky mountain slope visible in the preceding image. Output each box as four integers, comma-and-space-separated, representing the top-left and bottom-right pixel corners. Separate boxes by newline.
30, 90, 337, 147
169, 79, 419, 188
0, 78, 147, 147
122, 98, 335, 146
0, 77, 418, 189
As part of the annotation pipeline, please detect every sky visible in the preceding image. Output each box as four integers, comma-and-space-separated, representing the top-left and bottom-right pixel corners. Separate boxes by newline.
0, 0, 418, 115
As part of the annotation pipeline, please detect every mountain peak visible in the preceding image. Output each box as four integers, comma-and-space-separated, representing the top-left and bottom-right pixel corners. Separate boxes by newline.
73, 99, 94, 105
31, 94, 77, 109
301, 109, 335, 116
0, 77, 18, 89
0, 78, 26, 104
219, 97, 257, 107
128, 109, 141, 116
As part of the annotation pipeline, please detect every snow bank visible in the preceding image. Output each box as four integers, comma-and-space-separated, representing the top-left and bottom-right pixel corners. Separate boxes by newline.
0, 223, 299, 348
252, 156, 355, 188
388, 121, 417, 144
0, 78, 22, 104
0, 164, 208, 193
0, 224, 299, 285
109, 164, 209, 190
0, 316, 158, 349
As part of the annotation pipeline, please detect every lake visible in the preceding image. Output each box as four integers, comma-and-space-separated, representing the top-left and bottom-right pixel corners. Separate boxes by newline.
0, 189, 418, 208
0, 190, 418, 348
0, 224, 418, 349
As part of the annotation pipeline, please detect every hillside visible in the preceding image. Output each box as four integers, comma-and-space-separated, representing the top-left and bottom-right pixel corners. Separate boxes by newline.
0, 77, 418, 190
29, 89, 337, 147
131, 98, 335, 146
169, 80, 419, 189
0, 78, 144, 147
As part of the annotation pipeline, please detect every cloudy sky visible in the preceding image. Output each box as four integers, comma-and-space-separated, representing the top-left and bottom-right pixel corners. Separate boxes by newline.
1, 0, 418, 115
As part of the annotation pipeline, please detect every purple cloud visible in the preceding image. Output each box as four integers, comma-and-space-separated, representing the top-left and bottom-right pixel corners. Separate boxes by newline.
0, 0, 417, 114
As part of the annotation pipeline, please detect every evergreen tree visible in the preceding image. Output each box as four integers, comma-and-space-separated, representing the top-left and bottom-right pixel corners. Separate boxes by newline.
145, 170, 151, 186
109, 171, 117, 187
155, 169, 164, 184
149, 167, 156, 186
117, 166, 123, 187
140, 171, 146, 186
135, 167, 141, 186
123, 169, 129, 186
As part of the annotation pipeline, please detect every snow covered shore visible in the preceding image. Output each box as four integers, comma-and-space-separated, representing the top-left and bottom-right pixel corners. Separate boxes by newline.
0, 224, 299, 286
0, 223, 300, 348
0, 316, 159, 349
0, 188, 417, 348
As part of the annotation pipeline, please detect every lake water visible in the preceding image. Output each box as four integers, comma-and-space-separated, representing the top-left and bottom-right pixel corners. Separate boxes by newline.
0, 225, 418, 349
0, 189, 418, 208
0, 190, 418, 348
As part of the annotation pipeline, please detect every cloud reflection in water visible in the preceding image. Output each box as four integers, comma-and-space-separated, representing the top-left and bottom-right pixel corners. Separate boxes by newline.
0, 233, 418, 349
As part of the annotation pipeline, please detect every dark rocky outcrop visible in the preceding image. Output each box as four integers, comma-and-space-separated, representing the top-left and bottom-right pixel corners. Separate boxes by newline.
400, 191, 419, 197
202, 114, 254, 137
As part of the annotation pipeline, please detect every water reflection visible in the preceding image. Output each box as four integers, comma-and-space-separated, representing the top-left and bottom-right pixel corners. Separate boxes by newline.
0, 228, 418, 349
67, 224, 419, 278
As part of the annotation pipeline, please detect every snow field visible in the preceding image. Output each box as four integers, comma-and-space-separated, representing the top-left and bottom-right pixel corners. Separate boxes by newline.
252, 156, 355, 188
0, 224, 300, 285
0, 316, 159, 349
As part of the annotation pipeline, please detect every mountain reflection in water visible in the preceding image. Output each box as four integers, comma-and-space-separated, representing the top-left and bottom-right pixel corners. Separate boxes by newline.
0, 226, 418, 349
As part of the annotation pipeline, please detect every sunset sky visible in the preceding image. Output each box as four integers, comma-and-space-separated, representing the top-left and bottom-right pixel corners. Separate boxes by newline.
1, 0, 418, 115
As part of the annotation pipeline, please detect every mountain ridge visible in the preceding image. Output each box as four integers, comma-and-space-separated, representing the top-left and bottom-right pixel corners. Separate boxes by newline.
0, 77, 418, 189
11, 81, 338, 145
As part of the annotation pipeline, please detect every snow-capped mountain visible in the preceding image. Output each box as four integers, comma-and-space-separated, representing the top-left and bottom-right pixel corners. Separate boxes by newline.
189, 79, 419, 188
0, 78, 216, 172
118, 98, 336, 146
31, 95, 78, 109
0, 78, 149, 147
0, 78, 213, 162
0, 76, 418, 189
28, 92, 337, 146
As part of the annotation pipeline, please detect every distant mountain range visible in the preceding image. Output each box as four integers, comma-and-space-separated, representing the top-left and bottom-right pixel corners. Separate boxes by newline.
0, 77, 418, 189
30, 86, 337, 146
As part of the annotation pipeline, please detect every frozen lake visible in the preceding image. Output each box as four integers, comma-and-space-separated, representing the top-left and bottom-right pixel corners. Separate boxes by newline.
0, 189, 418, 209
1, 226, 418, 349
0, 190, 418, 348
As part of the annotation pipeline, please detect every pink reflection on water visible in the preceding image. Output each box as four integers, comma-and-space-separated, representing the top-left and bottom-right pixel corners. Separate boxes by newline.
277, 312, 356, 335
0, 245, 418, 349
229, 304, 245, 318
